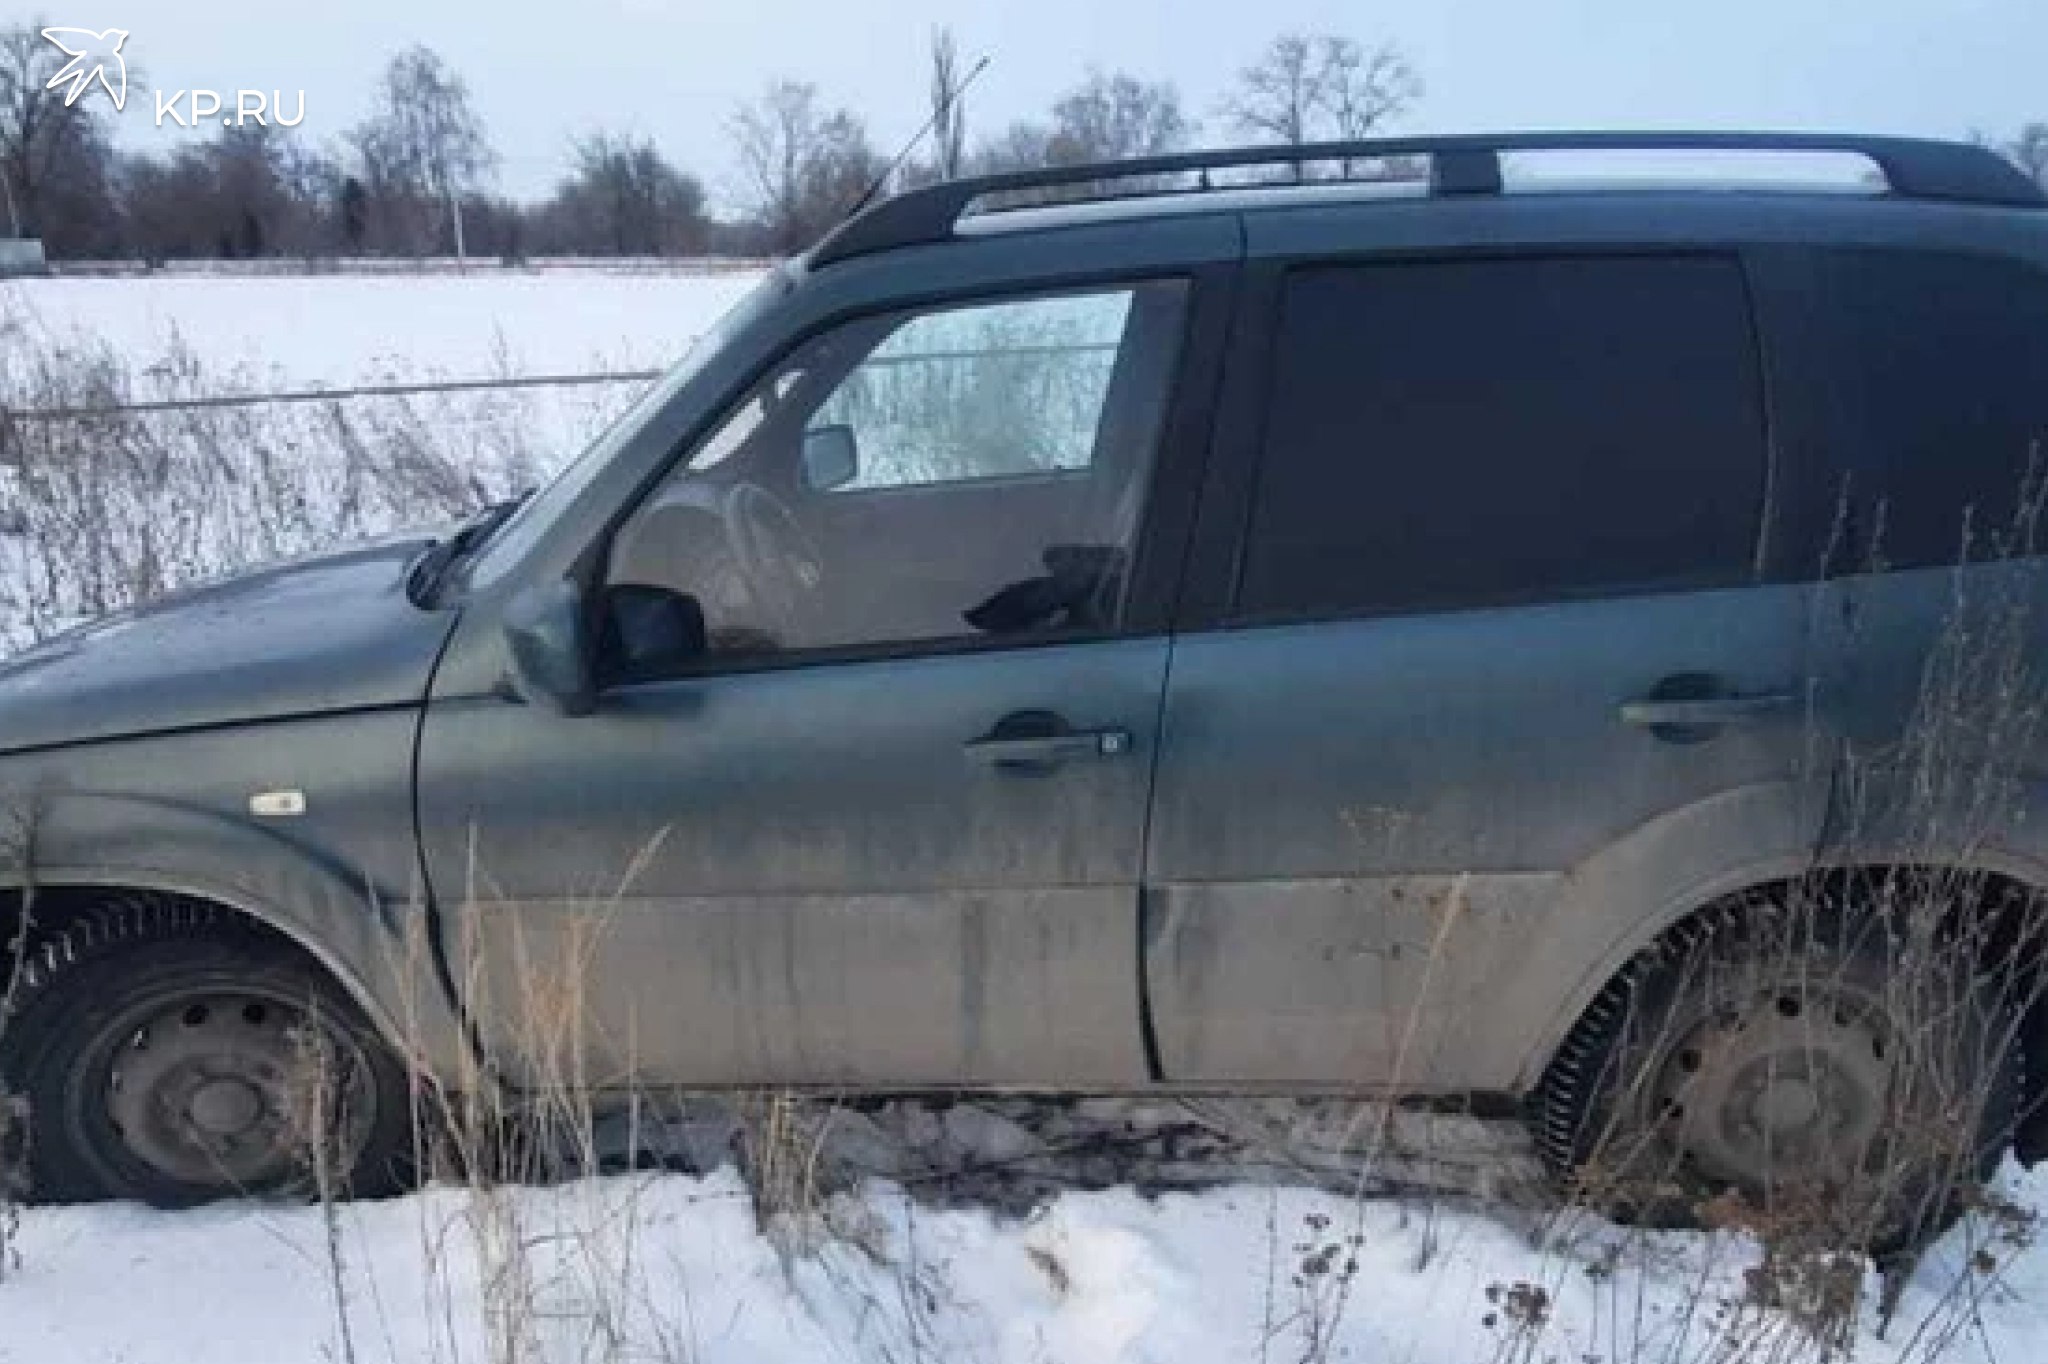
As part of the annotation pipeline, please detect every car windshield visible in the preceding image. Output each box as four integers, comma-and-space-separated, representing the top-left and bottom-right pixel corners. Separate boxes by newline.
464, 263, 798, 586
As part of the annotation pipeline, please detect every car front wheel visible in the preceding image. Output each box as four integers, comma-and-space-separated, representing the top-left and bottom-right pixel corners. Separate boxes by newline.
0, 898, 413, 1206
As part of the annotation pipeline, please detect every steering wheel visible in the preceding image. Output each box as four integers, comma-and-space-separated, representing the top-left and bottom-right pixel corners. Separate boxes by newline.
721, 481, 827, 638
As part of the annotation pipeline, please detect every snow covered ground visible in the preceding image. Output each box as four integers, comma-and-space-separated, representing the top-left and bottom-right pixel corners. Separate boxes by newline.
4, 1162, 2043, 1364
3, 265, 766, 388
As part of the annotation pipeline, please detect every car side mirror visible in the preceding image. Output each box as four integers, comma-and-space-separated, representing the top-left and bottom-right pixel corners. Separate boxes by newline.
800, 423, 859, 492
598, 582, 708, 681
502, 579, 595, 716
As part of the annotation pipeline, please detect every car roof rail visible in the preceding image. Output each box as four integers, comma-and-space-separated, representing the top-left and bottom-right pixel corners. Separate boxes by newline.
810, 131, 2046, 266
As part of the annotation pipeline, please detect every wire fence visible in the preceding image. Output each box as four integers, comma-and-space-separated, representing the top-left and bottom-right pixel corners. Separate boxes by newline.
42, 255, 773, 279
0, 341, 1128, 423
1, 368, 665, 423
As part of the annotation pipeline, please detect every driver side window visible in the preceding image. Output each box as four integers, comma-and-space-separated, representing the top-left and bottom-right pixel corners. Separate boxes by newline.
602, 280, 1189, 676
808, 293, 1130, 491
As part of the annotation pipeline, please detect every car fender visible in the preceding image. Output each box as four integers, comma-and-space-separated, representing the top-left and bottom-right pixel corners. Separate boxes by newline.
1507, 776, 2048, 1091
0, 789, 475, 1086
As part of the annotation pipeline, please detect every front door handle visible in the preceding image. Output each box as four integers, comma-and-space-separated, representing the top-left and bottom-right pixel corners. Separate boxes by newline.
966, 710, 1132, 771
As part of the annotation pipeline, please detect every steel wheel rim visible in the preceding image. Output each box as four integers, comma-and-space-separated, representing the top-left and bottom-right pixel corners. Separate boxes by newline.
95, 985, 377, 1192
1649, 975, 1898, 1193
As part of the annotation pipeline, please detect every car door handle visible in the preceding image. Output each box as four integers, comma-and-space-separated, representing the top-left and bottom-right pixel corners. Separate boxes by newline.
965, 726, 1132, 768
1619, 692, 1798, 727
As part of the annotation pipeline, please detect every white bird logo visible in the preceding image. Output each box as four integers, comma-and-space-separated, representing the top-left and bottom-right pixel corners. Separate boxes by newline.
41, 28, 129, 111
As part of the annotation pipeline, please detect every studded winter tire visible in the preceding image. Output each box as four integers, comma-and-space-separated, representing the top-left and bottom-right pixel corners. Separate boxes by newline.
0, 898, 413, 1206
1538, 901, 2022, 1249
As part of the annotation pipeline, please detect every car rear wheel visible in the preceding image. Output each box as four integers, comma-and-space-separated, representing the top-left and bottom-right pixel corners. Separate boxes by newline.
0, 898, 413, 1206
1539, 899, 2022, 1249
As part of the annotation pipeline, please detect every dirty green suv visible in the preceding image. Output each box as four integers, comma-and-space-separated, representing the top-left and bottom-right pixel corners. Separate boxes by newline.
3, 133, 2047, 1235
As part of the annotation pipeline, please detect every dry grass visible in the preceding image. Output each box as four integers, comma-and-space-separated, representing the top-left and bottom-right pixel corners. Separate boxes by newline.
398, 892, 650, 1364
1266, 470, 2048, 1364
0, 805, 41, 1280
0, 317, 636, 650
1503, 471, 2048, 1362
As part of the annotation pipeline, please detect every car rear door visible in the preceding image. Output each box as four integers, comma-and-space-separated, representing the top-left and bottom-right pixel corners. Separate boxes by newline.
1143, 238, 1839, 1094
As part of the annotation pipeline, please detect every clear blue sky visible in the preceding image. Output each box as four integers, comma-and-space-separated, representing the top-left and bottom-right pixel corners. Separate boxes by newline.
18, 0, 2048, 209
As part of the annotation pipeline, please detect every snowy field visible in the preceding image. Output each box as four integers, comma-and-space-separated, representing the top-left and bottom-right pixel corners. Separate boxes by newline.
0, 266, 2044, 1363
4, 264, 766, 388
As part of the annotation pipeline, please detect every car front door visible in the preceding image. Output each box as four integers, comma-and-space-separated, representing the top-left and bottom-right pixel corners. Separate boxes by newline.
1143, 246, 1838, 1094
417, 274, 1226, 1091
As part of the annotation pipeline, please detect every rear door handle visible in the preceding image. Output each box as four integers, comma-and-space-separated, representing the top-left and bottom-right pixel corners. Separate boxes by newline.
966, 730, 1131, 765
1619, 692, 1798, 727
965, 714, 1132, 770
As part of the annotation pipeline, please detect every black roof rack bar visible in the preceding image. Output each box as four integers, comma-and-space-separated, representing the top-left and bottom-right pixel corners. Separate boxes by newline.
810, 131, 2044, 266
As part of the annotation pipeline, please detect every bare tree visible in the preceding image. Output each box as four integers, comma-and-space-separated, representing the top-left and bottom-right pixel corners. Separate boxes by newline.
1316, 36, 1421, 140
1226, 31, 1419, 150
972, 121, 1057, 176
730, 80, 881, 254
347, 114, 431, 254
974, 70, 1190, 173
1049, 70, 1189, 163
0, 22, 121, 251
120, 125, 335, 260
1227, 33, 1322, 148
349, 46, 495, 257
928, 27, 968, 181
536, 132, 708, 255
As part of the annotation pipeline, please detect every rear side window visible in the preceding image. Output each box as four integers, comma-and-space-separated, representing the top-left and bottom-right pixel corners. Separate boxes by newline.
1801, 249, 2048, 572
1236, 255, 1768, 621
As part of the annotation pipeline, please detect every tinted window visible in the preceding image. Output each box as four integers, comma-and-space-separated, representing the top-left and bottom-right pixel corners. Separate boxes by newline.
1237, 256, 1767, 621
602, 282, 1188, 674
1801, 250, 2048, 572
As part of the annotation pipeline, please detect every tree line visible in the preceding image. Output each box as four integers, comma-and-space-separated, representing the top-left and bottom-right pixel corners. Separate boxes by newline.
0, 24, 1427, 262
5, 18, 2044, 265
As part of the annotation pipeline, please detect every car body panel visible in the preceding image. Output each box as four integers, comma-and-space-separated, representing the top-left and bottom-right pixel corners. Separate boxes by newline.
417, 640, 1168, 1088
0, 711, 471, 1080
0, 532, 449, 755
0, 534, 469, 1075
1145, 584, 1829, 1089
